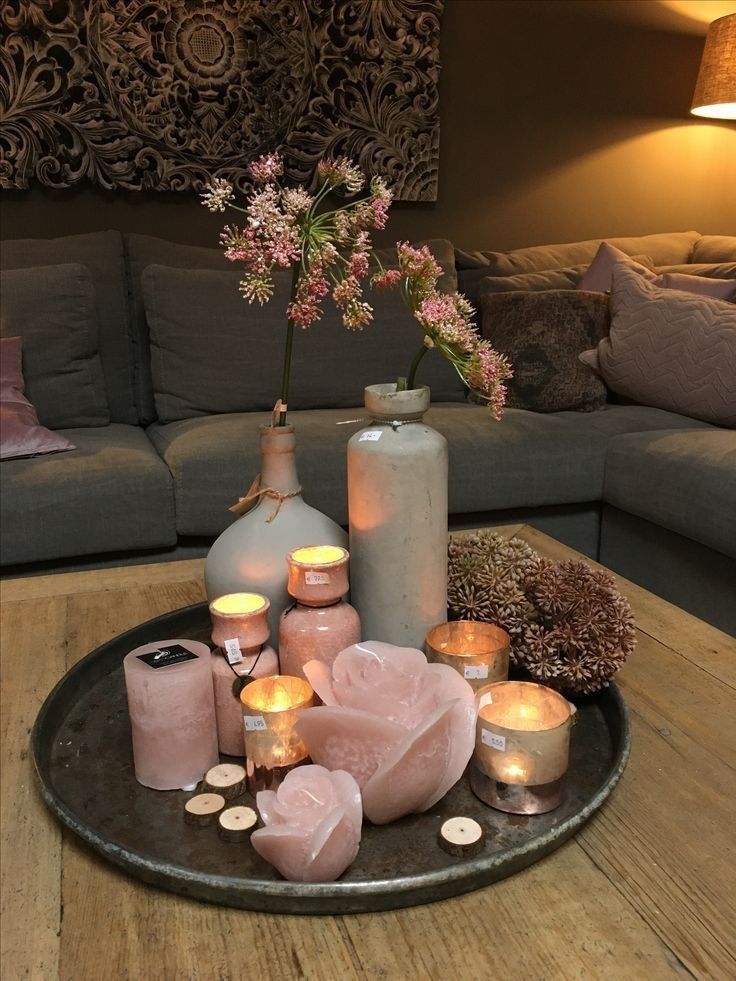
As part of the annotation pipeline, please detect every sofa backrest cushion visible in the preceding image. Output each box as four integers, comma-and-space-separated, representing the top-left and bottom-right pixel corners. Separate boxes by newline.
1, 231, 136, 424
656, 262, 736, 280
0, 264, 110, 428
691, 235, 736, 264
456, 231, 701, 278
143, 245, 465, 422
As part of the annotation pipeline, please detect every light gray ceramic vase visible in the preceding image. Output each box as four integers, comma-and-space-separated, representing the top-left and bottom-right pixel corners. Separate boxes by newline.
347, 384, 448, 648
204, 425, 347, 641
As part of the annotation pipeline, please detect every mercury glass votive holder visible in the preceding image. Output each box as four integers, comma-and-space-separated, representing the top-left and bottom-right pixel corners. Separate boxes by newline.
240, 675, 314, 793
425, 620, 510, 691
470, 681, 573, 814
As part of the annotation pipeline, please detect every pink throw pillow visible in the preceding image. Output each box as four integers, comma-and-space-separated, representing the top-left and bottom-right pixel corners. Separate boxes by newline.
578, 242, 655, 292
1, 336, 76, 461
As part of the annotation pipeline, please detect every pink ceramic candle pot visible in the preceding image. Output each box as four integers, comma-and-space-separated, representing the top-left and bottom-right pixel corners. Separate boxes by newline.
295, 641, 476, 824
123, 638, 219, 791
280, 546, 360, 681
209, 593, 279, 756
251, 765, 362, 882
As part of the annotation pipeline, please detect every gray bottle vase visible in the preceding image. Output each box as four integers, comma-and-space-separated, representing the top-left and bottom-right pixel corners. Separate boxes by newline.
347, 384, 448, 648
204, 425, 347, 641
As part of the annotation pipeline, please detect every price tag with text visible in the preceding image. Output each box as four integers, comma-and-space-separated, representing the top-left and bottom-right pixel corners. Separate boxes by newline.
482, 729, 506, 752
223, 638, 243, 664
359, 430, 383, 442
305, 571, 331, 585
464, 664, 489, 680
244, 715, 267, 732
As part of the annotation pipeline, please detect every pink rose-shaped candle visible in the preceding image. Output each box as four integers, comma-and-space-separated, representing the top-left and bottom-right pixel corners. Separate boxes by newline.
295, 641, 476, 824
251, 765, 362, 882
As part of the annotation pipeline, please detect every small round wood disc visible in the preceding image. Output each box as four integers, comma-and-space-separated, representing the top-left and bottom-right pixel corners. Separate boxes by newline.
184, 793, 226, 827
202, 763, 247, 800
438, 817, 486, 857
218, 805, 258, 842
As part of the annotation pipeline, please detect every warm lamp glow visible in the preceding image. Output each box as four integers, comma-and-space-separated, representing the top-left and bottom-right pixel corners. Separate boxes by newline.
211, 592, 267, 615
691, 13, 736, 119
290, 545, 347, 566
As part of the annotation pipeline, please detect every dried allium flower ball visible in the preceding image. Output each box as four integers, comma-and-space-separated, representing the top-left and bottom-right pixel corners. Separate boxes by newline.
516, 559, 636, 695
447, 532, 542, 659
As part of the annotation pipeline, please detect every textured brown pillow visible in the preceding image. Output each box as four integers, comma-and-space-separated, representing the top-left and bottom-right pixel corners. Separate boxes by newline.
480, 290, 610, 412
580, 266, 736, 427
0, 336, 76, 461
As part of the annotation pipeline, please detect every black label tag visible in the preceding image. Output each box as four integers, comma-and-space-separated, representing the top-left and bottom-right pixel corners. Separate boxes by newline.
137, 644, 198, 669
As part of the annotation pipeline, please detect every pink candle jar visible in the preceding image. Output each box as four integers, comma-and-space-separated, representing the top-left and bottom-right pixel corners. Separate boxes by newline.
279, 545, 361, 681
123, 638, 219, 791
209, 593, 279, 757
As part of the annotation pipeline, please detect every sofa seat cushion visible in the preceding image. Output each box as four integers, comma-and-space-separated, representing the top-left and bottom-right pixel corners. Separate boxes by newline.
0, 425, 176, 565
604, 429, 736, 558
147, 403, 698, 538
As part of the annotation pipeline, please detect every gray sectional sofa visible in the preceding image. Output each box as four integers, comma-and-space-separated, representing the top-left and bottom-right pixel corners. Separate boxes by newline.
1, 229, 734, 635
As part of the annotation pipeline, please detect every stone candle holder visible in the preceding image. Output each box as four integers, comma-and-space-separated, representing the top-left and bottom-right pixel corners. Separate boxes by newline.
240, 675, 314, 793
279, 545, 360, 681
209, 592, 279, 757
471, 681, 574, 815
425, 620, 510, 691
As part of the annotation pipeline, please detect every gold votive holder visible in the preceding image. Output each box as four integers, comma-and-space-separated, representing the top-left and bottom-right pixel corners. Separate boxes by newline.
425, 620, 510, 691
471, 681, 573, 814
287, 545, 350, 606
240, 675, 314, 793
209, 592, 270, 653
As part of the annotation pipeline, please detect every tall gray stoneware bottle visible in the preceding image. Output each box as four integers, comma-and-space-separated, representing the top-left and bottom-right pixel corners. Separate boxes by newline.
205, 425, 347, 641
347, 384, 448, 648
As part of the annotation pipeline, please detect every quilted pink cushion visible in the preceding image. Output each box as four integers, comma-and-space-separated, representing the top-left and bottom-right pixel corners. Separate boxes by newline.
580, 266, 736, 427
0, 336, 76, 461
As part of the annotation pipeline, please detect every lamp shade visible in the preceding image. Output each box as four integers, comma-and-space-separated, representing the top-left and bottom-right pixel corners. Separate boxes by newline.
691, 13, 736, 119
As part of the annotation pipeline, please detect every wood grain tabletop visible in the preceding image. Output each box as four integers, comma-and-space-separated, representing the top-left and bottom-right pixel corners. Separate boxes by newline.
2, 525, 734, 981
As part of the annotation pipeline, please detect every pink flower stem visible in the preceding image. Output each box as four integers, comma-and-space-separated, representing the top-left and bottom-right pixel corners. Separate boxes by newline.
278, 262, 302, 427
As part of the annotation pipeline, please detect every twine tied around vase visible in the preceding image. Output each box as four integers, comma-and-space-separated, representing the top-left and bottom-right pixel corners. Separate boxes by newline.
229, 474, 302, 522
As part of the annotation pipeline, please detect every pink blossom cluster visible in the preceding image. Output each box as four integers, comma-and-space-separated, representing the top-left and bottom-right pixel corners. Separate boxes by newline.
373, 241, 512, 419
317, 157, 364, 194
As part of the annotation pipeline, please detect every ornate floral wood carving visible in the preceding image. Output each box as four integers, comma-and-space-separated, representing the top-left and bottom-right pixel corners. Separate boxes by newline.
0, 0, 443, 200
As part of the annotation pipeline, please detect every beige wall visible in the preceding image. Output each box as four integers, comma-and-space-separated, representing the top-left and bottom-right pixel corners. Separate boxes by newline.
2, 0, 735, 251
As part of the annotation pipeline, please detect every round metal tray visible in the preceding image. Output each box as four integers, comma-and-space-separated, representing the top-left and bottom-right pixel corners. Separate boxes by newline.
32, 602, 631, 914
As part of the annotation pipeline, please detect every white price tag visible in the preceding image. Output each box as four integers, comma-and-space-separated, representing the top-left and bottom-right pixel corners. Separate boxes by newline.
223, 638, 243, 664
359, 430, 383, 442
305, 571, 330, 586
464, 664, 489, 680
244, 715, 267, 732
482, 729, 506, 752
478, 691, 493, 710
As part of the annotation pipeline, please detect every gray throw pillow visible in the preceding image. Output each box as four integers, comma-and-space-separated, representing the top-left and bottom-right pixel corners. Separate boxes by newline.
481, 289, 610, 413
0, 264, 110, 428
143, 243, 465, 423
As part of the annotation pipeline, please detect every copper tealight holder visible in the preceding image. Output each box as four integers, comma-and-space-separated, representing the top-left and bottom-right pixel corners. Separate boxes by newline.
425, 620, 510, 691
471, 681, 574, 814
240, 675, 314, 793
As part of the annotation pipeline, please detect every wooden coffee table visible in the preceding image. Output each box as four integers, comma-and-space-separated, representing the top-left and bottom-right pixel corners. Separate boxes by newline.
2, 525, 734, 980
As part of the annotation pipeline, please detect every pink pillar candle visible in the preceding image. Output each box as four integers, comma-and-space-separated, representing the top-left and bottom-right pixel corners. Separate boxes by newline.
123, 638, 219, 791
280, 545, 360, 680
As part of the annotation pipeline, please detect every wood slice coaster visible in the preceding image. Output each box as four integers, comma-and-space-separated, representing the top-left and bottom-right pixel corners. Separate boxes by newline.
438, 817, 486, 857
184, 793, 226, 827
218, 806, 258, 843
202, 763, 247, 800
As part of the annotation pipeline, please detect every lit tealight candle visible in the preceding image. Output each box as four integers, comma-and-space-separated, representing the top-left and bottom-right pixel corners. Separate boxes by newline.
425, 620, 510, 691
287, 546, 350, 605
471, 681, 573, 815
240, 675, 314, 793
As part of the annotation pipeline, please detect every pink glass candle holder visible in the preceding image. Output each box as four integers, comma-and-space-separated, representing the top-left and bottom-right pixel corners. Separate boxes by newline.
209, 592, 279, 757
279, 545, 360, 680
240, 675, 314, 793
470, 681, 573, 815
425, 620, 510, 692
123, 638, 219, 791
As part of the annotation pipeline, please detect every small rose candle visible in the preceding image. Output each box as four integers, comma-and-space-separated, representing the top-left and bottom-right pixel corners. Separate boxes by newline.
209, 593, 279, 757
471, 681, 573, 814
280, 545, 360, 680
123, 638, 219, 791
240, 675, 314, 793
425, 621, 510, 691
